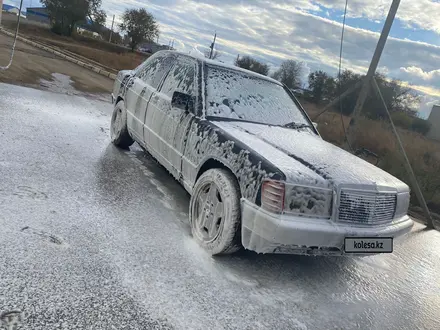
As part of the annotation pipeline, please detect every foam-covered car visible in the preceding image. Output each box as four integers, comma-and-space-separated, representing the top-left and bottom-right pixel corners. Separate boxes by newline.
110, 50, 414, 256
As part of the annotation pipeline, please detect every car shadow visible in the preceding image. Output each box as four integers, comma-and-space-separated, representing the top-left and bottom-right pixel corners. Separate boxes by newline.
214, 249, 357, 284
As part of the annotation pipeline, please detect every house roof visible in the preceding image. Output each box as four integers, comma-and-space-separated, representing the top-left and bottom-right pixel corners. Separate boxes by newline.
27, 7, 49, 18
2, 4, 18, 11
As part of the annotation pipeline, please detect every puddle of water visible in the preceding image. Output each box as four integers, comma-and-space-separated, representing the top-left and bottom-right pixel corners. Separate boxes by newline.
40, 73, 78, 96
39, 73, 110, 102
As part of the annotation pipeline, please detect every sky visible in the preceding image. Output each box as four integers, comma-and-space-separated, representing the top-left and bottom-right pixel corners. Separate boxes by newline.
5, 0, 440, 118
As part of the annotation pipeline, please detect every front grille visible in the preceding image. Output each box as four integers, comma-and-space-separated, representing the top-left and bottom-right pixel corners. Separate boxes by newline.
338, 190, 397, 225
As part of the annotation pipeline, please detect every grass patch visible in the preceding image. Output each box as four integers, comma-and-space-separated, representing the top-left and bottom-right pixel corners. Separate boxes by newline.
2, 17, 150, 71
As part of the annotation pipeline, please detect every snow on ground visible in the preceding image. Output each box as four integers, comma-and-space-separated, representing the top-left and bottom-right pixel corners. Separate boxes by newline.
1, 83, 440, 330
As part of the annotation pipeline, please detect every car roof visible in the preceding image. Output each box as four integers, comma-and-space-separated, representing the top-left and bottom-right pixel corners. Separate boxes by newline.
155, 50, 282, 86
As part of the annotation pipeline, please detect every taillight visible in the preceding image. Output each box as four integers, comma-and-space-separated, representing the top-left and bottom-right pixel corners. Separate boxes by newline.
261, 180, 285, 214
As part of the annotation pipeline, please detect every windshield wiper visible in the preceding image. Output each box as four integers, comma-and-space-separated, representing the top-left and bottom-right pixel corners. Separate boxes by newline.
206, 116, 267, 126
282, 122, 311, 129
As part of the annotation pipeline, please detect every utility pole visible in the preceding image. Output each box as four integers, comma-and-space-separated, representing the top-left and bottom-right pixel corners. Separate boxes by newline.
109, 15, 115, 43
236, 54, 240, 63
209, 32, 217, 59
344, 0, 401, 148
171, 39, 175, 50
0, 0, 3, 26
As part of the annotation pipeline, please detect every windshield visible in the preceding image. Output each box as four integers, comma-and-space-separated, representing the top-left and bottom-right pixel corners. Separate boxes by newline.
205, 65, 309, 126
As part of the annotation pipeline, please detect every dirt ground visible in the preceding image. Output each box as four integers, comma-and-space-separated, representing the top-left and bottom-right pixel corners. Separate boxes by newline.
0, 33, 113, 95
1, 13, 149, 71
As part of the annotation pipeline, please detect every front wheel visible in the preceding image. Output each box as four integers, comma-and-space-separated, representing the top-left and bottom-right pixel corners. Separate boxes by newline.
110, 100, 134, 148
189, 169, 242, 255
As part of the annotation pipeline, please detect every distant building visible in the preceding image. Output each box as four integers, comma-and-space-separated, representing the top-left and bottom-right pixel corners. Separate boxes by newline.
26, 7, 50, 25
76, 17, 93, 31
77, 27, 103, 40
2, 4, 25, 17
427, 105, 440, 141
138, 42, 172, 54
2, 4, 16, 12
75, 18, 106, 39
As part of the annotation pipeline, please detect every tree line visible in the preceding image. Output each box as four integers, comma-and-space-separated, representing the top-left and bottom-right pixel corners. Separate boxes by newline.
40, 2, 429, 134
42, 0, 107, 36
42, 1, 159, 51
235, 55, 430, 134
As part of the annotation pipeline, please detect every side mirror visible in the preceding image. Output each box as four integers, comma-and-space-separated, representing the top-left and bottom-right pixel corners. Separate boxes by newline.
171, 91, 195, 113
313, 122, 318, 129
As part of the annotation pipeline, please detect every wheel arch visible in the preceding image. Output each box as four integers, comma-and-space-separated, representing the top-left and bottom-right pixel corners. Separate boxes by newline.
195, 158, 242, 198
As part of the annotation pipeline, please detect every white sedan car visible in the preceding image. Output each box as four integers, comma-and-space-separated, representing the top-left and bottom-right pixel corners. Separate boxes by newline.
110, 50, 414, 256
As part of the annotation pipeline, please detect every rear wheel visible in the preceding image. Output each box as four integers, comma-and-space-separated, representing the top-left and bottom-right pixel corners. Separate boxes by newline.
110, 100, 134, 148
189, 169, 242, 255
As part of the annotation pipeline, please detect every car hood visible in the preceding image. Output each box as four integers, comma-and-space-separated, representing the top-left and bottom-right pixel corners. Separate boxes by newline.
212, 121, 408, 192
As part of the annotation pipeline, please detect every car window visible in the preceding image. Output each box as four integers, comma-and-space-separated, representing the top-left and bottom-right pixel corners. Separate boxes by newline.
160, 60, 196, 98
133, 52, 162, 76
205, 65, 309, 126
136, 54, 175, 89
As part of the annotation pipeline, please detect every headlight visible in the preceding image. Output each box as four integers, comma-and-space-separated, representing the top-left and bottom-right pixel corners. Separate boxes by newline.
395, 192, 410, 218
284, 184, 333, 218
261, 180, 333, 218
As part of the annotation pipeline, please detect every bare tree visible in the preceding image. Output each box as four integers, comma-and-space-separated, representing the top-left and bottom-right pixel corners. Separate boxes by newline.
308, 70, 336, 103
120, 8, 159, 52
271, 60, 304, 89
235, 55, 269, 75
42, 0, 106, 36
88, 0, 106, 27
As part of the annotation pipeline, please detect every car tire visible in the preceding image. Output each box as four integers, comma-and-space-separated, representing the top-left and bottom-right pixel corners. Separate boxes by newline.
110, 100, 134, 148
189, 169, 242, 255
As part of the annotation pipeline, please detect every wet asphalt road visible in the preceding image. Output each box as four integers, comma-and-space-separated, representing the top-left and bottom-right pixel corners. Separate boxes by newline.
1, 83, 440, 330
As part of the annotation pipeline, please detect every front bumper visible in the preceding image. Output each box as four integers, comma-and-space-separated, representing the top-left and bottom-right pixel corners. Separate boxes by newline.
241, 199, 414, 256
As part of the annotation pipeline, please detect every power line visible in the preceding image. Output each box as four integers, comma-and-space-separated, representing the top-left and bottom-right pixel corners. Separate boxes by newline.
312, 0, 353, 123
338, 0, 353, 152
312, 0, 351, 151
372, 77, 434, 228
0, 0, 24, 71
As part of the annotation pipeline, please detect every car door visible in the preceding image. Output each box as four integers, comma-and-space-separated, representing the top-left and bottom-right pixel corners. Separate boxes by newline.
124, 52, 175, 143
144, 56, 198, 180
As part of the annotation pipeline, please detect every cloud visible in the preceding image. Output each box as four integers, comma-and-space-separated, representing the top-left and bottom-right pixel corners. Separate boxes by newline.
316, 0, 440, 34
400, 66, 440, 83
101, 1, 440, 102
5, 0, 440, 113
